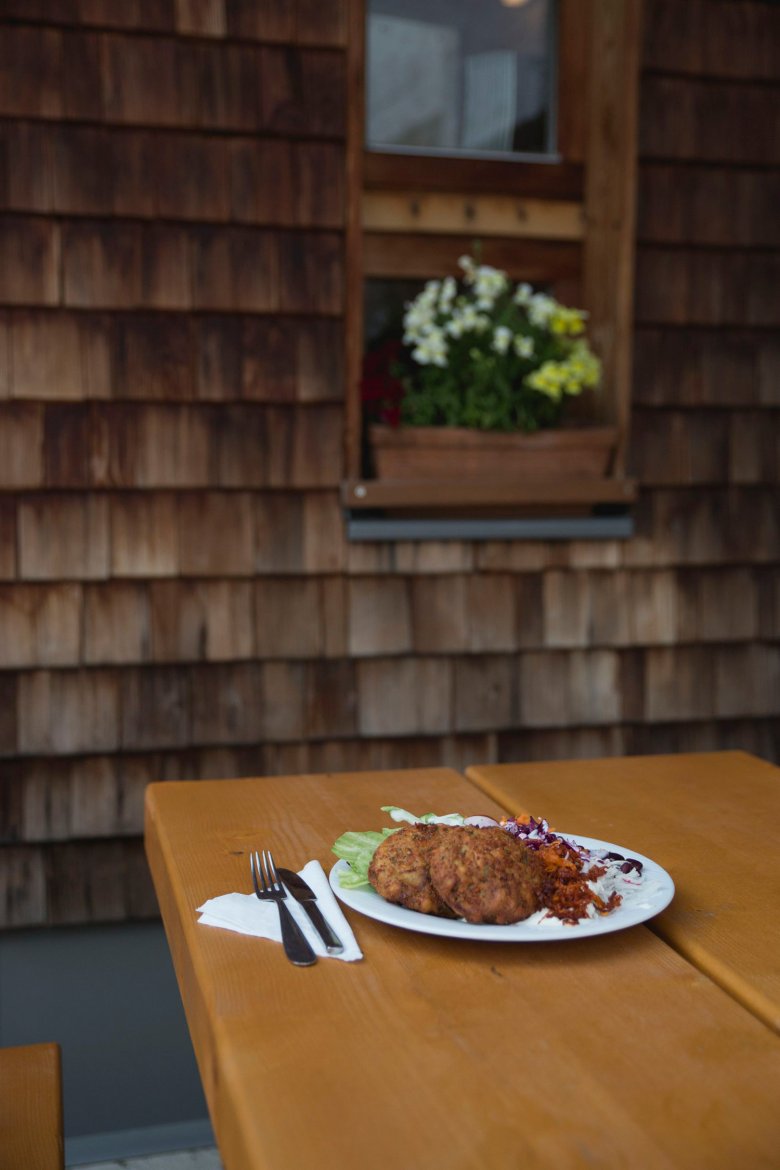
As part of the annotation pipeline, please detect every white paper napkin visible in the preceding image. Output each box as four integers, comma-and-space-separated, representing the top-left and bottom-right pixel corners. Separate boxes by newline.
197, 859, 363, 962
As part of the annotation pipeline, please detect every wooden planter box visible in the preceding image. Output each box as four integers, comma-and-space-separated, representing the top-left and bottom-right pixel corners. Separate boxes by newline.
369, 424, 618, 481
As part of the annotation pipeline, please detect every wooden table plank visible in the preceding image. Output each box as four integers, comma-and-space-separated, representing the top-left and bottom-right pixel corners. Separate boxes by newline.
465, 751, 780, 1034
0, 1042, 64, 1170
146, 766, 780, 1170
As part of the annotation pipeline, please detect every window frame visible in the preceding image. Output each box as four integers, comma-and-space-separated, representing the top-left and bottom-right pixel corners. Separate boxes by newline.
343, 0, 642, 517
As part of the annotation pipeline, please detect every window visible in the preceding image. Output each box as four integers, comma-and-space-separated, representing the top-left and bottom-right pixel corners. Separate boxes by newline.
343, 0, 641, 524
366, 0, 557, 159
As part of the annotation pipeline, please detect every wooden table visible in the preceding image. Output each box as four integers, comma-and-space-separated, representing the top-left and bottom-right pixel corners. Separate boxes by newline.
466, 751, 780, 1035
145, 763, 780, 1170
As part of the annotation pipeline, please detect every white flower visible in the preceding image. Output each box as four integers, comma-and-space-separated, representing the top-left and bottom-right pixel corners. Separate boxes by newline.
458, 255, 476, 281
412, 327, 448, 368
492, 326, 512, 355
439, 276, 457, 311
513, 282, 533, 306
420, 279, 441, 304
457, 304, 490, 333
473, 265, 508, 309
528, 293, 556, 328
403, 300, 437, 342
514, 335, 534, 359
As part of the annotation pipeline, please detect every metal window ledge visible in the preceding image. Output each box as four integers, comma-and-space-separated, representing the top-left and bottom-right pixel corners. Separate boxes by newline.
346, 512, 634, 542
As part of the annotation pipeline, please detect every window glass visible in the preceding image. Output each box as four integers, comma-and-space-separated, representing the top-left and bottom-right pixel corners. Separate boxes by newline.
364, 278, 421, 349
366, 0, 557, 159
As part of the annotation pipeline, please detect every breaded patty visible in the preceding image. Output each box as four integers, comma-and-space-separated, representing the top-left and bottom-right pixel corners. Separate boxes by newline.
368, 824, 457, 917
429, 826, 543, 924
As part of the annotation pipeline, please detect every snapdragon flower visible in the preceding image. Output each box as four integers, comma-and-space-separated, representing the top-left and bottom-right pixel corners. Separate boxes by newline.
514, 335, 534, 359
458, 255, 476, 280
569, 341, 601, 387
418, 279, 441, 306
492, 326, 513, 355
444, 303, 490, 336
525, 343, 601, 401
403, 300, 437, 343
411, 327, 448, 368
439, 276, 457, 311
525, 361, 567, 400
528, 293, 557, 328
473, 265, 508, 310
550, 306, 588, 337
460, 304, 490, 333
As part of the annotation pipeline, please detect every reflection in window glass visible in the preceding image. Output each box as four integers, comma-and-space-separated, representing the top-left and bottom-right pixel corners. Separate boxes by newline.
366, 0, 556, 158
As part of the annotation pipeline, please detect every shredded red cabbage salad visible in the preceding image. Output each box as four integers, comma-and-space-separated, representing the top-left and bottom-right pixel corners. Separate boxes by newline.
501, 815, 643, 876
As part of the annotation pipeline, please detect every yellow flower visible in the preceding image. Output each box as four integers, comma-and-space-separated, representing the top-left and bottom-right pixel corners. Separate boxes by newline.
526, 362, 565, 400
550, 308, 587, 337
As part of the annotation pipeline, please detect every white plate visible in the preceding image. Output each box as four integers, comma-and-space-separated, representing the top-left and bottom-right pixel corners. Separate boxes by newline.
328, 834, 675, 942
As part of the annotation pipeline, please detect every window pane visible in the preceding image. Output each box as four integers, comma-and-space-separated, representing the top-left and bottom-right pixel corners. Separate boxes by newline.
364, 278, 421, 349
366, 0, 556, 159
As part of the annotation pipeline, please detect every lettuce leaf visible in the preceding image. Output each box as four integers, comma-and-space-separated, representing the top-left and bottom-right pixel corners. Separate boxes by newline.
331, 828, 397, 888
381, 805, 466, 826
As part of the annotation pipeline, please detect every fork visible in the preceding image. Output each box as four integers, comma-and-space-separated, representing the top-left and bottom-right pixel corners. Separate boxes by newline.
250, 850, 317, 967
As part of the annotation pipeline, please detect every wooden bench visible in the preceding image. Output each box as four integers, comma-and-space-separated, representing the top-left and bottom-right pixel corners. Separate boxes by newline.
0, 1043, 64, 1170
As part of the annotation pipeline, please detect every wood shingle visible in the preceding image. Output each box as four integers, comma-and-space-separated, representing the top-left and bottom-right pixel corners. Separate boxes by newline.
0, 584, 82, 668
254, 577, 323, 659
453, 656, 514, 733
642, 0, 780, 81
347, 577, 412, 657
19, 495, 109, 581
18, 668, 121, 755
466, 575, 517, 653
83, 582, 151, 664
357, 657, 453, 737
410, 577, 470, 654
109, 493, 179, 577
640, 76, 778, 165
0, 219, 59, 305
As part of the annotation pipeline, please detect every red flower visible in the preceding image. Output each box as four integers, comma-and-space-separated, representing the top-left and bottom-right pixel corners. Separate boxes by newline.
360, 339, 405, 425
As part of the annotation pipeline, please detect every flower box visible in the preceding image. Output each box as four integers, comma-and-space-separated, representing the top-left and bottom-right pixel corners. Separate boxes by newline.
370, 423, 618, 481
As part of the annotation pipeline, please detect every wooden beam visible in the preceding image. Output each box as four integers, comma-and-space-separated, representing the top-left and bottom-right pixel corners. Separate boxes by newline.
364, 152, 584, 199
363, 233, 581, 285
557, 0, 591, 163
342, 475, 636, 510
362, 192, 584, 241
581, 0, 643, 473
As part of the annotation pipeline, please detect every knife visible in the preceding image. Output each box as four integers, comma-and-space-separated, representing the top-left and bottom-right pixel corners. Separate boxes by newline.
277, 868, 345, 954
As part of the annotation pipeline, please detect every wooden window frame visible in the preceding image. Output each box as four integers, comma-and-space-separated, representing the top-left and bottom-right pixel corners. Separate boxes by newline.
343, 0, 641, 517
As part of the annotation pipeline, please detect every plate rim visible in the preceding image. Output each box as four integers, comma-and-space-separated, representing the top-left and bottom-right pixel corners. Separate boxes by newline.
328, 832, 675, 943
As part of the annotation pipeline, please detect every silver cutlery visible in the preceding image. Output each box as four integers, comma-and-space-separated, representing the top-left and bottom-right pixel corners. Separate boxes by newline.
250, 850, 317, 967
277, 867, 345, 955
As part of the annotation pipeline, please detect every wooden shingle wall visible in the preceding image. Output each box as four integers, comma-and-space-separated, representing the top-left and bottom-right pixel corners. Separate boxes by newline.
0, 0, 778, 928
